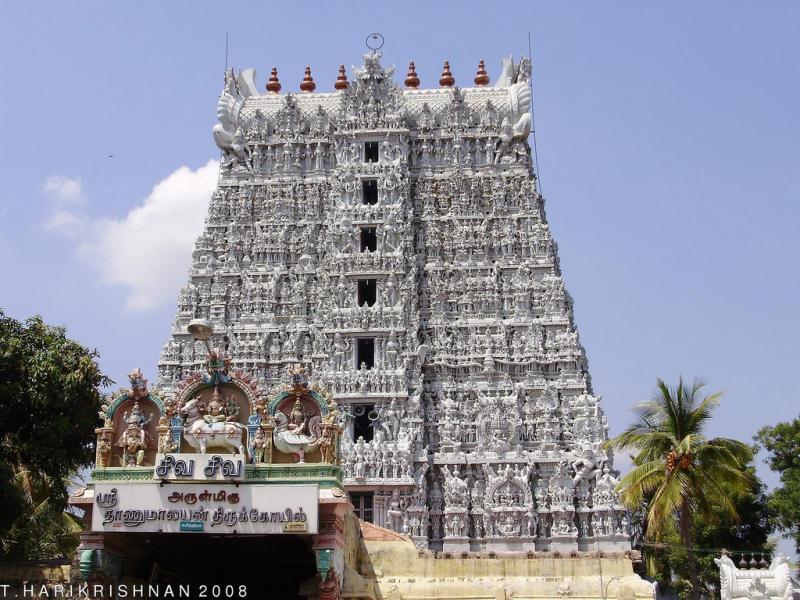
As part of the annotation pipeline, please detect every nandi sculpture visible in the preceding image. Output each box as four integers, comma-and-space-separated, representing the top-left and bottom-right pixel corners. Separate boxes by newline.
180, 388, 249, 459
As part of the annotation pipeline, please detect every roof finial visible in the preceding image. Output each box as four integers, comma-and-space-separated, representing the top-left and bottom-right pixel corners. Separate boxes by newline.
474, 59, 490, 86
439, 60, 455, 87
404, 61, 420, 89
335, 64, 349, 90
300, 65, 316, 93
366, 32, 384, 51
266, 67, 281, 94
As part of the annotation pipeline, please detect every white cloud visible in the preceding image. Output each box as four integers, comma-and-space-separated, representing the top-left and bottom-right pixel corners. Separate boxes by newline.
43, 175, 86, 204
44, 160, 219, 311
42, 175, 89, 234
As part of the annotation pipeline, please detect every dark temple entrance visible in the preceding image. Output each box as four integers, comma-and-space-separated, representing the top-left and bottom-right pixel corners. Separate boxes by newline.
109, 533, 317, 599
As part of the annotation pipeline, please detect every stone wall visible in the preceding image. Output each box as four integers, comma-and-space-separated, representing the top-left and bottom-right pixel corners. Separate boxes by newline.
0, 560, 71, 596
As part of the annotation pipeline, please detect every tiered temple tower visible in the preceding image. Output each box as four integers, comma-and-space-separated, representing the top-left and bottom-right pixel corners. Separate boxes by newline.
157, 51, 628, 553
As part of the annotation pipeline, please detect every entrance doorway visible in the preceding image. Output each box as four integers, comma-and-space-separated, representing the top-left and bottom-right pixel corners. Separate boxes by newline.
109, 532, 318, 598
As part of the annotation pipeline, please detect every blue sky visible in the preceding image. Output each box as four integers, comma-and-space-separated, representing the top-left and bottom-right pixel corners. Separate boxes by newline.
1, 1, 798, 553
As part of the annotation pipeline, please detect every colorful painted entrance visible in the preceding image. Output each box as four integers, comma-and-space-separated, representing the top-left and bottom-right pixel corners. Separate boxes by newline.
72, 348, 366, 599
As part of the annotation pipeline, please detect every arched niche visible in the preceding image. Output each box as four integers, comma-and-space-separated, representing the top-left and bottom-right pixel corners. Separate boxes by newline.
174, 377, 254, 454
108, 395, 162, 467
487, 475, 534, 507
266, 389, 330, 464
268, 389, 330, 418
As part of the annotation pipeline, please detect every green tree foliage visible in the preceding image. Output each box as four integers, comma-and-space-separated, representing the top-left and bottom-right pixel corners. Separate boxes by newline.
606, 378, 754, 600
0, 465, 84, 559
635, 453, 772, 599
755, 416, 800, 555
0, 310, 111, 559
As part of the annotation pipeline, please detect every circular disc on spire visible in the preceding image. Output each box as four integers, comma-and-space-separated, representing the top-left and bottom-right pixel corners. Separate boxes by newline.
366, 32, 384, 50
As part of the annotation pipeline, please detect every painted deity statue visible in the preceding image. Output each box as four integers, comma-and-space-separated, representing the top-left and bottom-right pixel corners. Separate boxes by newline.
201, 387, 238, 424
115, 401, 152, 466
252, 427, 270, 463
181, 387, 248, 457
123, 401, 151, 430
273, 397, 322, 462
117, 426, 148, 467
128, 368, 149, 400
96, 431, 113, 468
203, 390, 228, 424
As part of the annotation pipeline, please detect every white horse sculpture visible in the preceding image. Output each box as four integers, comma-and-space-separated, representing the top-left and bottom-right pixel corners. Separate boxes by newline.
715, 554, 796, 600
180, 397, 249, 459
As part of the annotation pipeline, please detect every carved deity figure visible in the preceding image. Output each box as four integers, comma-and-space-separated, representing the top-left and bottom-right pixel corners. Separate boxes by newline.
592, 465, 621, 506
353, 437, 367, 478
252, 426, 270, 463
96, 431, 112, 468
123, 401, 151, 430
332, 332, 347, 371
387, 490, 404, 532
443, 466, 468, 508
203, 388, 234, 424
319, 425, 336, 464
549, 462, 576, 508
525, 505, 538, 537
127, 368, 148, 400
378, 397, 402, 441
571, 448, 602, 486
385, 330, 399, 369
273, 397, 321, 463
117, 422, 148, 466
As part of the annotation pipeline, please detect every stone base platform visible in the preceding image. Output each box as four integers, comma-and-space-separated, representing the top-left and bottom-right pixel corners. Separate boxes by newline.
361, 534, 656, 600
484, 536, 537, 554
442, 536, 471, 555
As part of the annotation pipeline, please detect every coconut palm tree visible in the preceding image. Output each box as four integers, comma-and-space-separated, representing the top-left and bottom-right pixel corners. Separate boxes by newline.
0, 464, 83, 560
605, 378, 753, 600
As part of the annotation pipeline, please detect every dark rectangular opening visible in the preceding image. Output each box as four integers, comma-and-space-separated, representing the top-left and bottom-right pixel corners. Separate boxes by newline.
365, 141, 379, 163
356, 338, 375, 370
362, 179, 378, 205
349, 491, 374, 521
357, 279, 377, 307
360, 227, 377, 252
352, 403, 375, 442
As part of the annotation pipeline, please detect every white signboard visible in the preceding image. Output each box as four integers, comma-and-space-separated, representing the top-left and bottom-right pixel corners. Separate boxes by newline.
92, 483, 318, 534
154, 453, 245, 481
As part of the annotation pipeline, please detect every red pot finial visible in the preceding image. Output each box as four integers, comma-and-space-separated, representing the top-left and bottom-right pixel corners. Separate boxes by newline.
474, 59, 490, 86
335, 64, 349, 90
439, 60, 455, 87
405, 61, 420, 89
266, 67, 281, 94
300, 65, 316, 93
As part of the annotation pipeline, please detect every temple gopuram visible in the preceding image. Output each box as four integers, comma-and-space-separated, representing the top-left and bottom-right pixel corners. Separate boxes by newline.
65, 48, 656, 599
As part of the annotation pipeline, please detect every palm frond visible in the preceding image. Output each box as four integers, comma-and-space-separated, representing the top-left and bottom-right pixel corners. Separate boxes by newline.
616, 459, 666, 508
646, 470, 690, 540
686, 390, 722, 434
